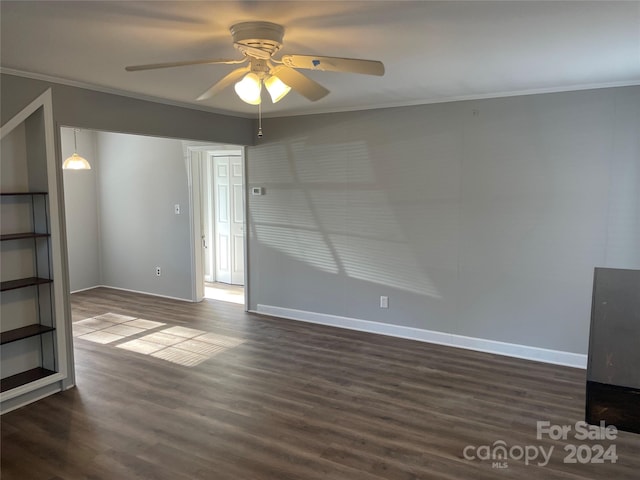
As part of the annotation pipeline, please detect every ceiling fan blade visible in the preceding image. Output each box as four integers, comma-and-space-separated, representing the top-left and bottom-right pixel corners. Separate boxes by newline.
196, 66, 250, 101
125, 58, 247, 72
281, 55, 385, 76
271, 66, 329, 101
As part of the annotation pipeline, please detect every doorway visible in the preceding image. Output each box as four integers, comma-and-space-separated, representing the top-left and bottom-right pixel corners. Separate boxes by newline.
203, 153, 245, 286
189, 148, 247, 306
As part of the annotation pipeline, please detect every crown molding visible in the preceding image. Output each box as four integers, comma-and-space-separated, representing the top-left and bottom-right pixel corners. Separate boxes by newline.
267, 80, 640, 118
0, 67, 255, 119
2, 67, 638, 120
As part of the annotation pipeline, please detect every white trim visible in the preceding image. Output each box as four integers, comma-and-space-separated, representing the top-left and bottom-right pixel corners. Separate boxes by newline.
187, 148, 204, 302
43, 89, 70, 382
94, 285, 193, 303
0, 384, 63, 414
241, 146, 249, 312
208, 149, 243, 156
255, 305, 587, 369
0, 372, 64, 402
268, 80, 640, 118
1, 88, 51, 136
69, 285, 102, 294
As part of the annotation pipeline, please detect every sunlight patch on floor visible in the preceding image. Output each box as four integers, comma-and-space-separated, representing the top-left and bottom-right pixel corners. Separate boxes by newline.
204, 282, 245, 305
73, 312, 245, 368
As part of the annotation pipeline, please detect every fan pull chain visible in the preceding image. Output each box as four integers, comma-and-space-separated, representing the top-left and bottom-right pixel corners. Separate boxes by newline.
257, 102, 263, 138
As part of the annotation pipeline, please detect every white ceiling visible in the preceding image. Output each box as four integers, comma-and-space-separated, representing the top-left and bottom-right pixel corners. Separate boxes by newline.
1, 1, 639, 118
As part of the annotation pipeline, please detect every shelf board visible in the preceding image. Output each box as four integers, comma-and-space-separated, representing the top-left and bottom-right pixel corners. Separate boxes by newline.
0, 368, 57, 393
0, 192, 48, 196
0, 232, 50, 241
0, 277, 52, 292
0, 324, 55, 345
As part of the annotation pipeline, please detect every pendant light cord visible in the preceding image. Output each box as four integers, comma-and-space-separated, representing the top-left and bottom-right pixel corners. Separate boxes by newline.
73, 128, 78, 152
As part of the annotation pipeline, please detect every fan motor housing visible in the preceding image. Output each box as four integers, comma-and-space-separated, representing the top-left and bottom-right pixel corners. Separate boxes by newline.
230, 21, 284, 56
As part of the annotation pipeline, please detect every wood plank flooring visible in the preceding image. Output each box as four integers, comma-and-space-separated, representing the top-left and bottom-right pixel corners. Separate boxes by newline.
2, 287, 639, 479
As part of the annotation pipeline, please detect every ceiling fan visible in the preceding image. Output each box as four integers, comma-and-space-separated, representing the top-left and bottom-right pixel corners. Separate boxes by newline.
125, 21, 385, 106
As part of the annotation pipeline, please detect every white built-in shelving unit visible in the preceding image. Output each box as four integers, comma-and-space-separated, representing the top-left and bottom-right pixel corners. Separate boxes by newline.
1, 89, 69, 412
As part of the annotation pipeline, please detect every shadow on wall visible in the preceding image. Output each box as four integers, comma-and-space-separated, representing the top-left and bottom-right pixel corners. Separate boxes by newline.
249, 139, 441, 298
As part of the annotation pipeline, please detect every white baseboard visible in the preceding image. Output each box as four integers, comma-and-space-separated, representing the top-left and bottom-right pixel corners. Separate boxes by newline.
0, 380, 63, 414
255, 305, 587, 369
70, 285, 101, 294
80, 285, 193, 303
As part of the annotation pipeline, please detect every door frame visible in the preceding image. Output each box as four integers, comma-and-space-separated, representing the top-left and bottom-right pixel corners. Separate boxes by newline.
202, 153, 215, 284
187, 146, 248, 309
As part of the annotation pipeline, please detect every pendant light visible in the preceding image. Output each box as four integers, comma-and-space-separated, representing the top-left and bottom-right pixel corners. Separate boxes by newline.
63, 128, 91, 170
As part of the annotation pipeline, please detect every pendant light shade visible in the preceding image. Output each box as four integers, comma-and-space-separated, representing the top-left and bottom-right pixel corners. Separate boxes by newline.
264, 75, 291, 103
234, 73, 262, 105
63, 129, 91, 170
62, 153, 91, 170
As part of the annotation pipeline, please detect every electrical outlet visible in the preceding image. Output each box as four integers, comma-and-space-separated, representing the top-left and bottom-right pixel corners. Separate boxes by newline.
380, 296, 389, 309
155, 266, 161, 276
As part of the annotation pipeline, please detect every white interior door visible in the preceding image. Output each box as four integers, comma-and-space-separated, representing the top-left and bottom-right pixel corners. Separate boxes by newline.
213, 155, 244, 285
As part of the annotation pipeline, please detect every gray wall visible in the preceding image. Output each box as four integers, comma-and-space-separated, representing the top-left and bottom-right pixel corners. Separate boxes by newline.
97, 131, 192, 299
246, 86, 640, 355
60, 129, 197, 300
1, 74, 253, 146
61, 128, 101, 291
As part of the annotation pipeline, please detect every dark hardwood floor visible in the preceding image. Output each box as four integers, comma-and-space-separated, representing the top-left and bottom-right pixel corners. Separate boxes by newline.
2, 287, 639, 479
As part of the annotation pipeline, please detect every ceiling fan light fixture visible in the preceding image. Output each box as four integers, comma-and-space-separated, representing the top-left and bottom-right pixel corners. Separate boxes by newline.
264, 75, 291, 103
125, 20, 384, 107
234, 72, 262, 105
